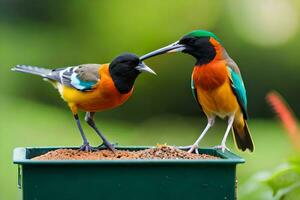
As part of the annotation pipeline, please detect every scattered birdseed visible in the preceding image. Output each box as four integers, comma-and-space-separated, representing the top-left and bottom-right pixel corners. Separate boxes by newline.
32, 145, 219, 160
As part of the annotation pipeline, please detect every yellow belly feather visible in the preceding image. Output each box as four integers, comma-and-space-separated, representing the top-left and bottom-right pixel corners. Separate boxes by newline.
197, 78, 240, 118
56, 78, 132, 113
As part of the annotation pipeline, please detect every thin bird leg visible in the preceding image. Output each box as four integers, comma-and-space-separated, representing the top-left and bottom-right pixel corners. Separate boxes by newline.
187, 117, 215, 154
85, 112, 116, 152
214, 115, 235, 152
73, 114, 93, 151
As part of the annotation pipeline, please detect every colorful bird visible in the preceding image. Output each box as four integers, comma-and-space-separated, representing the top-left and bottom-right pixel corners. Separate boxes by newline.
12, 53, 156, 151
141, 30, 254, 153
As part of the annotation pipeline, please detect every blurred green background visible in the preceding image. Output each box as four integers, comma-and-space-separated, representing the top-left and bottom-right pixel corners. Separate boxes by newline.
0, 0, 300, 199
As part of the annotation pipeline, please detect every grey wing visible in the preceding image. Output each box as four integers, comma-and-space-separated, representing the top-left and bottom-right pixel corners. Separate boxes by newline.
222, 48, 241, 75
48, 64, 101, 91
75, 64, 100, 82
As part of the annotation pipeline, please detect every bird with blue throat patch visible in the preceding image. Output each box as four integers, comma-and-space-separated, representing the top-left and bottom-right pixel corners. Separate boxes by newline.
12, 53, 156, 152
141, 30, 254, 153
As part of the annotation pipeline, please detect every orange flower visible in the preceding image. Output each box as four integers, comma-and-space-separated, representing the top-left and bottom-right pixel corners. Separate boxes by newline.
266, 91, 300, 150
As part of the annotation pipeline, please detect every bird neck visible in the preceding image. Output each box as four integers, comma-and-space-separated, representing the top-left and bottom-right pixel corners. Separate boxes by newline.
193, 61, 228, 90
109, 67, 138, 94
194, 38, 223, 66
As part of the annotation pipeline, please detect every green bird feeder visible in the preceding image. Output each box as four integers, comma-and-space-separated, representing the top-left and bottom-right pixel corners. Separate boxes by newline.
13, 146, 244, 200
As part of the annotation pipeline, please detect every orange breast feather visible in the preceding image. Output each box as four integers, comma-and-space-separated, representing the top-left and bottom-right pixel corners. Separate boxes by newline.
61, 64, 133, 112
193, 62, 240, 118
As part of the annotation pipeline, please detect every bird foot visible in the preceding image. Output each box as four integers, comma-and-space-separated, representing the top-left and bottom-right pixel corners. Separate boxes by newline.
214, 145, 230, 152
176, 145, 192, 150
79, 143, 94, 152
97, 141, 118, 153
177, 145, 199, 154
188, 144, 199, 154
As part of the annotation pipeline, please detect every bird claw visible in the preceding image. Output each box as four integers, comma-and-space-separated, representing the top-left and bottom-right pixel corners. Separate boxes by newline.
177, 145, 199, 154
176, 145, 192, 150
188, 144, 199, 154
79, 143, 94, 152
96, 141, 118, 153
214, 145, 230, 152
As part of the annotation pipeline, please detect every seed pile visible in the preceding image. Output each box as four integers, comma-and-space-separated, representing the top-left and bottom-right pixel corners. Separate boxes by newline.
32, 145, 219, 160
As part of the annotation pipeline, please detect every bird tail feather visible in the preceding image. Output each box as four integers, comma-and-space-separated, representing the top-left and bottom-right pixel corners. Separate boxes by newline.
233, 118, 254, 152
11, 65, 51, 78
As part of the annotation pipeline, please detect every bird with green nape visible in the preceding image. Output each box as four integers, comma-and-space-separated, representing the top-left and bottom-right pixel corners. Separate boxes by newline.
141, 30, 254, 153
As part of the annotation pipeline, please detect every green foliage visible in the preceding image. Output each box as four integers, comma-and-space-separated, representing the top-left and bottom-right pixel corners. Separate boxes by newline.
263, 158, 300, 200
266, 164, 300, 196
239, 162, 300, 200
281, 185, 300, 200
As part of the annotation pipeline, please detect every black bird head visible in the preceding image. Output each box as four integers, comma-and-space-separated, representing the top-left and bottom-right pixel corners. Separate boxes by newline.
109, 53, 156, 94
140, 30, 223, 65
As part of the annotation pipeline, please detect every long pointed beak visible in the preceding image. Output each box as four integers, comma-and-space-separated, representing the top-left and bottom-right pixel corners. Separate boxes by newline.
140, 41, 186, 61
135, 62, 157, 75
